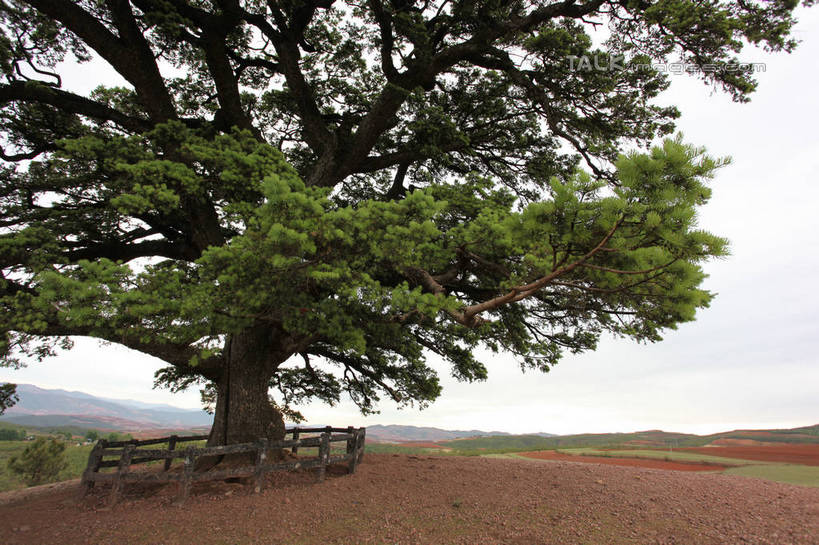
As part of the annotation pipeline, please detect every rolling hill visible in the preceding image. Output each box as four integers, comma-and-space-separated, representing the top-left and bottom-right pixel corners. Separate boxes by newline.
1, 383, 815, 447
366, 424, 527, 442
0, 384, 212, 429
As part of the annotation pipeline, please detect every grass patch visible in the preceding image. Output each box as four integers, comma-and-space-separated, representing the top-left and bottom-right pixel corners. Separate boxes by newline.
364, 443, 448, 456
724, 464, 819, 487
557, 448, 763, 466
0, 440, 92, 492
0, 439, 212, 492
479, 453, 532, 460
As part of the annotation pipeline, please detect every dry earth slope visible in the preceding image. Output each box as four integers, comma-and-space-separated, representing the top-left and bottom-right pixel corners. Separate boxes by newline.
1, 454, 818, 545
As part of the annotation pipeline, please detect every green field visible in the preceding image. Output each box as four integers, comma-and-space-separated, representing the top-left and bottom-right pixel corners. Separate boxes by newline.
724, 464, 819, 487
0, 440, 93, 492
2, 420, 818, 492
363, 443, 441, 456
555, 448, 771, 467
482, 450, 819, 488
534, 448, 819, 488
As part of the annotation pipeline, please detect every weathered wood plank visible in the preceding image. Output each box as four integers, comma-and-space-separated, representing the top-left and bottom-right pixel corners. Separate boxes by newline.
78, 441, 105, 498
316, 432, 330, 483
291, 437, 321, 448
254, 438, 269, 493
291, 427, 300, 455
104, 435, 207, 448
356, 428, 366, 464
164, 435, 178, 471
112, 448, 174, 458
173, 435, 209, 443
109, 444, 134, 507
176, 448, 195, 504
82, 427, 367, 505
346, 426, 359, 474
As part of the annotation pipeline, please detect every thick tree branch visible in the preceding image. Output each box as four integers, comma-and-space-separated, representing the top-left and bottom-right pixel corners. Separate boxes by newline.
467, 47, 613, 180
64, 238, 198, 263
201, 29, 261, 138
461, 217, 624, 323
368, 0, 399, 81
326, 0, 609, 188
0, 308, 222, 379
23, 0, 177, 121
274, 40, 335, 156
0, 81, 150, 133
310, 346, 402, 403
404, 217, 625, 327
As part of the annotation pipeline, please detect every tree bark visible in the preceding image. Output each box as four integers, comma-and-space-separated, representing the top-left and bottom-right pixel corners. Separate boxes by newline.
202, 325, 291, 466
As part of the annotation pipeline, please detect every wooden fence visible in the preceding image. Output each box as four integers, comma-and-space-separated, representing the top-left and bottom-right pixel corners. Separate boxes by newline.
79, 426, 366, 505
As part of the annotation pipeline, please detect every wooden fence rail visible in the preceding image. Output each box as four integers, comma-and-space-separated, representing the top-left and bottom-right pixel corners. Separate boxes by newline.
79, 426, 366, 505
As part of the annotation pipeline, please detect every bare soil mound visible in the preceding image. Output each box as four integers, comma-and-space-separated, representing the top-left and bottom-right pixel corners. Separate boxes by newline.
707, 438, 777, 447
517, 450, 730, 471
1, 454, 818, 545
681, 444, 819, 465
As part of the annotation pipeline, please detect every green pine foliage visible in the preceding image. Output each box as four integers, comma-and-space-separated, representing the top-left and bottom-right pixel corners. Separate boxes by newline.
0, 427, 25, 441
0, 382, 17, 414
0, 1, 809, 422
6, 437, 68, 486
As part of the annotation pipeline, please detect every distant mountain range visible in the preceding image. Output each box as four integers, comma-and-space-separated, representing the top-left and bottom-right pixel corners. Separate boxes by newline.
5, 384, 812, 447
0, 384, 554, 440
365, 424, 555, 443
0, 384, 212, 429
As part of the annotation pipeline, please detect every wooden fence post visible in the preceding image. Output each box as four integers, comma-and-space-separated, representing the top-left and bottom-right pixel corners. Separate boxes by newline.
254, 438, 269, 493
78, 439, 105, 499
177, 447, 195, 504
164, 435, 178, 471
109, 444, 134, 507
346, 426, 358, 474
317, 432, 330, 482
78, 428, 363, 503
291, 427, 300, 455
357, 427, 366, 463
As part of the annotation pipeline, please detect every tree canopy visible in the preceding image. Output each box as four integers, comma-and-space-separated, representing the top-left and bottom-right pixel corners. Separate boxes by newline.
0, 0, 809, 443
0, 382, 17, 415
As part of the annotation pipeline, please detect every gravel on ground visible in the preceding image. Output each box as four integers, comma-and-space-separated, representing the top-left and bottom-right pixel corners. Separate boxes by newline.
1, 453, 817, 545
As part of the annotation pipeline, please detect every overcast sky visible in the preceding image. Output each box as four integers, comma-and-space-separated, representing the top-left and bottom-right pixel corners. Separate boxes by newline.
2, 9, 817, 436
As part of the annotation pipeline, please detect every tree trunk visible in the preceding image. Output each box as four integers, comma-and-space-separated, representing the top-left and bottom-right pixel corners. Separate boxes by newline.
202, 325, 292, 467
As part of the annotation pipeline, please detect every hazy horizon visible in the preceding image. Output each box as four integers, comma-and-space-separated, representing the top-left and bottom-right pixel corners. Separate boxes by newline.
3, 376, 816, 437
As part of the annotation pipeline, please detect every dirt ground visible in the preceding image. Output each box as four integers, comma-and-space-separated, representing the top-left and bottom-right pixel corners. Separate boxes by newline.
517, 450, 730, 471
707, 439, 778, 447
680, 444, 819, 466
1, 454, 818, 545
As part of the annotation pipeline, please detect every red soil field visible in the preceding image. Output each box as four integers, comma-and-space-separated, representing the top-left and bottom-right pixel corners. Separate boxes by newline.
708, 438, 776, 447
3, 454, 818, 545
518, 450, 728, 471
680, 444, 819, 466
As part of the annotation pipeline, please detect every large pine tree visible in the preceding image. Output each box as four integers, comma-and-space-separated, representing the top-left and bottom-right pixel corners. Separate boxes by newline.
0, 0, 807, 450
